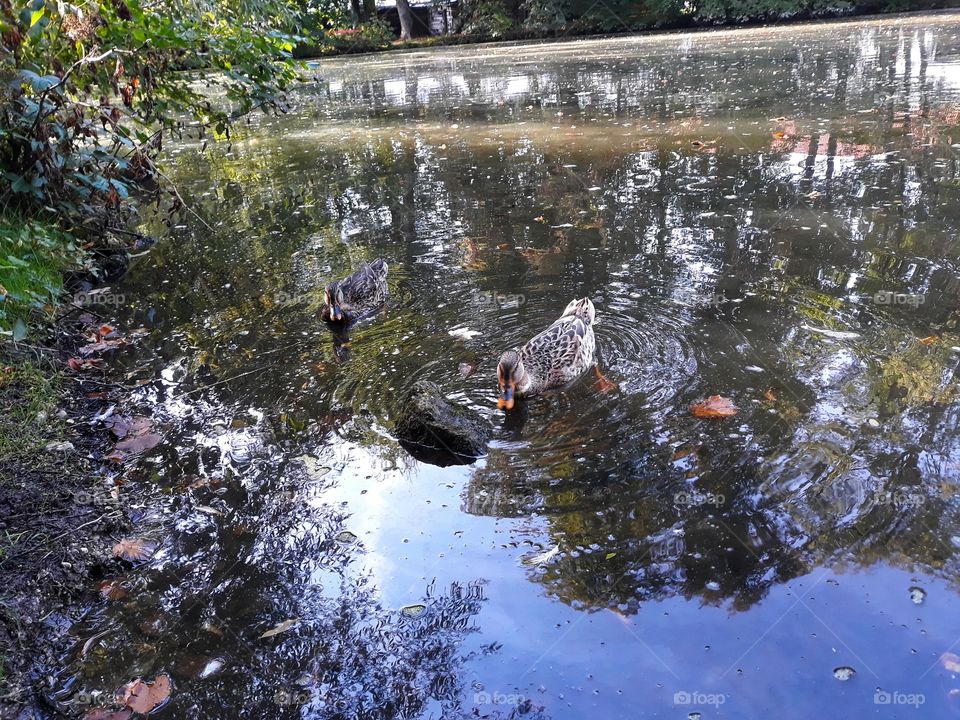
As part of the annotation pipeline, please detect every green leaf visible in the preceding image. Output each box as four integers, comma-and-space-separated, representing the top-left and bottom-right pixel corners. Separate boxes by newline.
30, 6, 45, 27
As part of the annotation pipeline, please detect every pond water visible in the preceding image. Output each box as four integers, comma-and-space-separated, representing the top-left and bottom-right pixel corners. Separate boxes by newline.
54, 12, 960, 718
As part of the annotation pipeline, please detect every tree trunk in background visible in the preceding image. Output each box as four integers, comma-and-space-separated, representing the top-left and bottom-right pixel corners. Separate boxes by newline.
396, 0, 414, 39
362, 0, 376, 20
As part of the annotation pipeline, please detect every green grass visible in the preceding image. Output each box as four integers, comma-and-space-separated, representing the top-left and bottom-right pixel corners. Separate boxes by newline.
0, 215, 83, 339
0, 361, 62, 465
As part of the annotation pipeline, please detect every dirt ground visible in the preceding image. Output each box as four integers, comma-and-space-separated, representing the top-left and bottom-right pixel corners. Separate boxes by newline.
0, 323, 133, 718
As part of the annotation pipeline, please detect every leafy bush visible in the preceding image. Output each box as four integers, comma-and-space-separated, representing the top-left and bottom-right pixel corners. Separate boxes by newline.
457, 0, 515, 36
323, 18, 395, 51
0, 0, 305, 236
0, 215, 82, 338
522, 0, 568, 33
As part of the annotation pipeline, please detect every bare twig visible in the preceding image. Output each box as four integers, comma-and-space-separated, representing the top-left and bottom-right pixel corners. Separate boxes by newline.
153, 167, 214, 232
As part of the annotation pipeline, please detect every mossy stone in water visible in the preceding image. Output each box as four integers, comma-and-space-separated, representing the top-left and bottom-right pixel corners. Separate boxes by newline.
394, 380, 490, 466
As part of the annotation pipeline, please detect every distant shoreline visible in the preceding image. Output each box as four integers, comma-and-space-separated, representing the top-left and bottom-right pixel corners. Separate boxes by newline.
300, 6, 960, 61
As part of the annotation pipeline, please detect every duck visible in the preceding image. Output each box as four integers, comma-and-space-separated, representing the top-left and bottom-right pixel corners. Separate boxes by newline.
496, 297, 597, 410
321, 259, 388, 323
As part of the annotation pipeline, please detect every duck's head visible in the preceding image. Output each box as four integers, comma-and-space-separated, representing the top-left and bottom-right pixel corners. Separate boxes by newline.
324, 282, 345, 322
496, 350, 522, 410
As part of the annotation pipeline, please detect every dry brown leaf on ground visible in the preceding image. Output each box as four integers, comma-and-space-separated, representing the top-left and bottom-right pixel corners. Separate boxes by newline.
690, 395, 738, 418
112, 538, 157, 562
118, 674, 171, 714
78, 339, 127, 356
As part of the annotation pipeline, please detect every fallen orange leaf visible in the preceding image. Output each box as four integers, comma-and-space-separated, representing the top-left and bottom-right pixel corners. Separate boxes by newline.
118, 675, 171, 714
112, 538, 156, 563
691, 395, 738, 418
763, 388, 777, 402
97, 580, 128, 601
919, 335, 938, 346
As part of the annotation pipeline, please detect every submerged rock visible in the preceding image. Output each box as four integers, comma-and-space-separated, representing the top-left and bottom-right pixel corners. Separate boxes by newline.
394, 380, 490, 466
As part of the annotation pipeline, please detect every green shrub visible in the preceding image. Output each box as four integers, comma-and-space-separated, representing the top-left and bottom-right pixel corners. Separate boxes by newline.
0, 216, 82, 339
458, 0, 515, 36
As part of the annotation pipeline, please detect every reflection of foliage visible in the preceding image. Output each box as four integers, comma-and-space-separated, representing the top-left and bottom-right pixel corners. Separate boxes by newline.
869, 336, 960, 414
61, 429, 502, 719
0, 0, 303, 231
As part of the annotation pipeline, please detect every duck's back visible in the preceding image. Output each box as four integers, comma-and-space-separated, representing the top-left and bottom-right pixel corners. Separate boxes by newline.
519, 301, 596, 388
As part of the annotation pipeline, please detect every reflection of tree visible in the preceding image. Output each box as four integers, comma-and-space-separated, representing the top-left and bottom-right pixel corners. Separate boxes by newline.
59, 448, 512, 719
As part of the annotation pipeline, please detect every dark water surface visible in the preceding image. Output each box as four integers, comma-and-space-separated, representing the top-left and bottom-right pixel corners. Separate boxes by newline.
56, 12, 960, 718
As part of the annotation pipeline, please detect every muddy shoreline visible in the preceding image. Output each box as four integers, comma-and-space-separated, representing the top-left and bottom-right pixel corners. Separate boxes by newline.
0, 315, 142, 718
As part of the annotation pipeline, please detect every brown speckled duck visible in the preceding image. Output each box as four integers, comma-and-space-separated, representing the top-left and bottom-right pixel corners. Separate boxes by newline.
496, 297, 597, 410
321, 259, 388, 324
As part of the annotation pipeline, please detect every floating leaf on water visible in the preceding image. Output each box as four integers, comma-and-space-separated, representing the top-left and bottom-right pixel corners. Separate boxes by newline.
458, 362, 476, 378
114, 432, 162, 454
690, 395, 738, 419
118, 674, 171, 714
941, 652, 960, 673
200, 658, 224, 678
260, 618, 299, 639
112, 538, 156, 563
105, 415, 152, 439
763, 388, 777, 402
201, 621, 224, 637
296, 455, 331, 480
97, 580, 128, 601
801, 324, 860, 340
909, 586, 926, 605
605, 552, 617, 560
195, 505, 222, 517
81, 628, 114, 658
401, 603, 427, 617
832, 666, 856, 681
919, 335, 938, 346
522, 545, 559, 566
335, 530, 357, 543
84, 709, 132, 720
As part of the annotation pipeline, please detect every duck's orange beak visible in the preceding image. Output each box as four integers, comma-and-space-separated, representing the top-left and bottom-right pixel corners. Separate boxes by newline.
497, 384, 515, 410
